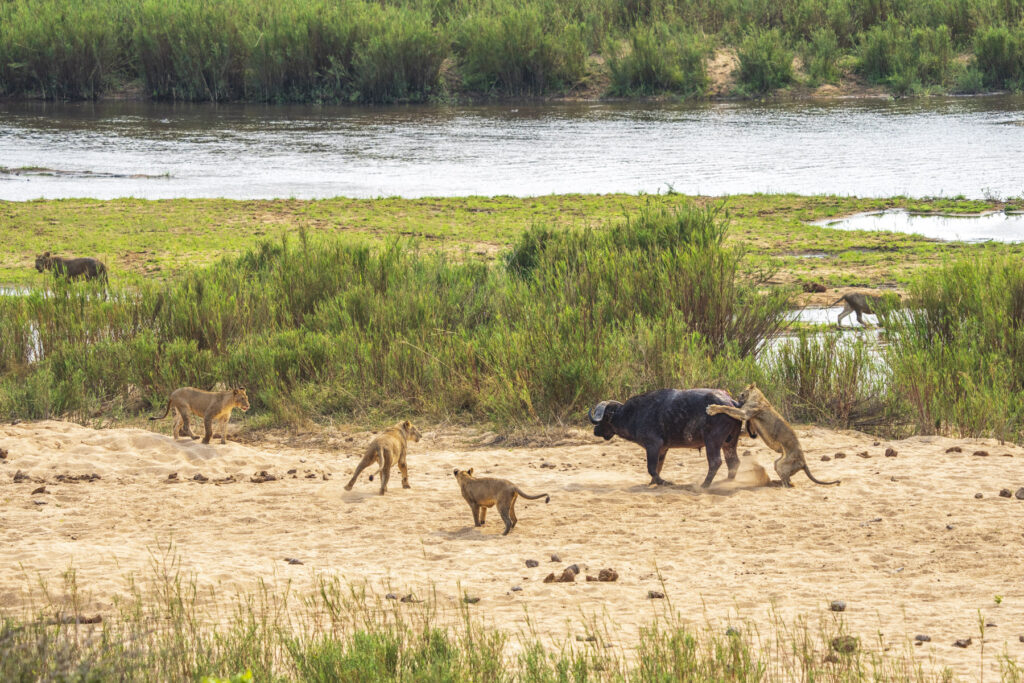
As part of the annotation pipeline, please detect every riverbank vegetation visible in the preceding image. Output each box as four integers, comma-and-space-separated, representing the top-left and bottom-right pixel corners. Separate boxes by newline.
2, 568, 969, 682
4, 195, 1024, 444
2, 0, 1024, 102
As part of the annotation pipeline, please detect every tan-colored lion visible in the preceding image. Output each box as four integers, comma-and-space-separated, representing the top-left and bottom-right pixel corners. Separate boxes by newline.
344, 420, 422, 495
453, 468, 550, 535
150, 387, 250, 444
706, 383, 839, 487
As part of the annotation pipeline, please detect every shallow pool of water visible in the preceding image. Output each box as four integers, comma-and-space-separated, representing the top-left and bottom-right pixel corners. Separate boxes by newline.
815, 209, 1024, 243
789, 306, 877, 327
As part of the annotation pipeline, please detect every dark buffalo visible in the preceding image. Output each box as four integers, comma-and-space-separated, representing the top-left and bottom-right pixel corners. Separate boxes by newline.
35, 252, 108, 283
588, 388, 748, 488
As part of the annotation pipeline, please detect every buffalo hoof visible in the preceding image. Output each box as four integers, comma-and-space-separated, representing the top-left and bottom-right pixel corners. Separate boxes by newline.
650, 477, 673, 486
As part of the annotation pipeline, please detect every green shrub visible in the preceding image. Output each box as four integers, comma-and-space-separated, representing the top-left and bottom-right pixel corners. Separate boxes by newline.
974, 25, 1024, 91
857, 22, 953, 93
801, 27, 841, 84
607, 21, 709, 96
453, 3, 587, 95
736, 28, 794, 95
0, 0, 126, 98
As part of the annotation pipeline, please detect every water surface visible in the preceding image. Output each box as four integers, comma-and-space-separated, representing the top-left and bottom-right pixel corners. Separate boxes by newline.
815, 209, 1024, 242
3, 96, 1024, 201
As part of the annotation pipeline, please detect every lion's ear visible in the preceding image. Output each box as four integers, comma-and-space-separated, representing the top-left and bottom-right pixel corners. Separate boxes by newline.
43, 251, 50, 257
467, 468, 474, 476
453, 469, 459, 476
402, 420, 411, 429
232, 388, 239, 395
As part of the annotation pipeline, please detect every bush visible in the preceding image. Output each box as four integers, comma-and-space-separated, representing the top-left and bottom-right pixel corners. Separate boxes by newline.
453, 3, 587, 95
736, 29, 794, 95
607, 21, 709, 96
857, 22, 953, 93
974, 25, 1024, 91
0, 0, 126, 99
801, 27, 841, 84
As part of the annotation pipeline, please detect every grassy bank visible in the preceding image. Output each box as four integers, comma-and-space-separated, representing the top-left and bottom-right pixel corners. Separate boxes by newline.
3, 193, 1020, 287
2, 0, 1024, 102
3, 567, 982, 682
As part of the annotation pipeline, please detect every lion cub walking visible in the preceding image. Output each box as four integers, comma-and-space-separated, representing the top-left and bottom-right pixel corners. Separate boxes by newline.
706, 383, 839, 487
453, 468, 550, 535
150, 387, 250, 444
344, 420, 421, 495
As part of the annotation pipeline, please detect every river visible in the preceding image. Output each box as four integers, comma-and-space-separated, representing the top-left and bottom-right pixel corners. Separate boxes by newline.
2, 96, 1023, 201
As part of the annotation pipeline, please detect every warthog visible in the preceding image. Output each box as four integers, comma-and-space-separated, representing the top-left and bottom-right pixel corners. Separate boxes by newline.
35, 252, 108, 283
588, 388, 747, 488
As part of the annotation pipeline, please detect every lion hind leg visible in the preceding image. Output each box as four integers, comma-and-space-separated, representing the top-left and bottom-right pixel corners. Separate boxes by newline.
344, 452, 378, 491
378, 451, 392, 495
498, 499, 514, 535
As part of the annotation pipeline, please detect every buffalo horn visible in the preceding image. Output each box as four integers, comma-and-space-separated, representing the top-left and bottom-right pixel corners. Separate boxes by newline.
588, 401, 610, 424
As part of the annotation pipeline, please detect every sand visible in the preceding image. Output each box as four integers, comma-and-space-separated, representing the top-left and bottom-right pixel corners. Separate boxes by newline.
2, 419, 1024, 677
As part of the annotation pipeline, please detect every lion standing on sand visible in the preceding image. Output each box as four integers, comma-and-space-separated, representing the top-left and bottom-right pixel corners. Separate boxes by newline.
150, 387, 250, 445
344, 420, 422, 495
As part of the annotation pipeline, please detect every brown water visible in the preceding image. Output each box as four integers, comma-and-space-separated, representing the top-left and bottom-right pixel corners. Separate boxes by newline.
2, 96, 1024, 201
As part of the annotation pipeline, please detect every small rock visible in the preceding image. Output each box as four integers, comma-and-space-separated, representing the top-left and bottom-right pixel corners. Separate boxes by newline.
13, 470, 29, 482
31, 485, 47, 495
801, 281, 827, 293
463, 596, 480, 604
251, 471, 276, 483
823, 653, 839, 663
284, 557, 303, 565
586, 575, 597, 581
575, 634, 597, 642
946, 524, 954, 530
830, 600, 846, 612
1019, 635, 1024, 643
915, 634, 931, 642
321, 472, 330, 481
167, 472, 178, 480
193, 473, 208, 482
550, 553, 561, 562
525, 559, 539, 568
974, 450, 989, 457
305, 473, 316, 478
566, 564, 580, 575
1002, 453, 1014, 457
32, 500, 47, 506
555, 568, 577, 583
986, 622, 996, 628
540, 462, 556, 469
1016, 487, 1024, 500
885, 448, 898, 458
833, 452, 846, 459
742, 450, 752, 457
400, 594, 422, 603
648, 591, 665, 599
873, 441, 881, 447
0, 447, 7, 459
857, 451, 871, 458
946, 446, 962, 453
975, 493, 984, 499
953, 638, 972, 648
385, 593, 398, 600
1000, 489, 1013, 498
726, 627, 741, 637
287, 468, 297, 474
511, 586, 522, 592
598, 568, 618, 582
830, 636, 858, 654
543, 573, 556, 583
820, 455, 832, 462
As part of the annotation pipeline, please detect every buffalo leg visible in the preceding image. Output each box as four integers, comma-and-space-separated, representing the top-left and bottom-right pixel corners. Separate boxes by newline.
646, 442, 671, 486
724, 441, 740, 480
702, 437, 723, 488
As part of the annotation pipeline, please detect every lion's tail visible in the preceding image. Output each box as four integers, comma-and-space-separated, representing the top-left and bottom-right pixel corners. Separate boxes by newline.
803, 465, 840, 486
515, 488, 550, 503
149, 399, 171, 421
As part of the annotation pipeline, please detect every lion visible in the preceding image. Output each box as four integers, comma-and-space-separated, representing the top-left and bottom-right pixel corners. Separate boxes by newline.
830, 292, 884, 327
149, 387, 250, 444
706, 384, 840, 487
344, 420, 421, 495
453, 468, 550, 535
35, 252, 108, 284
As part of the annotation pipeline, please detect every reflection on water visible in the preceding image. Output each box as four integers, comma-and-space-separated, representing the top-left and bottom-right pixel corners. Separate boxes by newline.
789, 306, 877, 327
2, 96, 1024, 200
816, 209, 1024, 242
